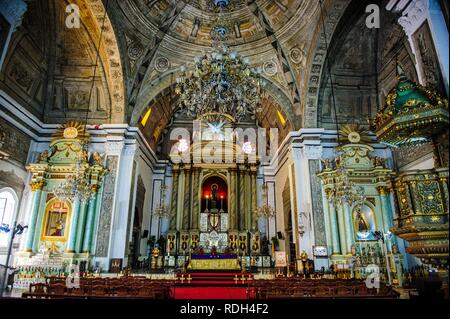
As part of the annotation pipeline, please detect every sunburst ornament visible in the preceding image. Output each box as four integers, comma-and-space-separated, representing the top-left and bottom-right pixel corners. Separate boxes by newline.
52, 121, 89, 142
339, 124, 371, 145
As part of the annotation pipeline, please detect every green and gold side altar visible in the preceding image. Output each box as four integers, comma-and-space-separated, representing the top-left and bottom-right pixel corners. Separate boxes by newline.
14, 122, 108, 271
317, 125, 403, 279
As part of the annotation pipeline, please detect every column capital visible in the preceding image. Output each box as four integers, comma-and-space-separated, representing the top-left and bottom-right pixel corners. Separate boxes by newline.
91, 184, 100, 193
397, 0, 428, 36
123, 144, 138, 157
105, 141, 124, 156
30, 181, 45, 192
304, 145, 323, 160
0, 0, 28, 30
377, 186, 389, 196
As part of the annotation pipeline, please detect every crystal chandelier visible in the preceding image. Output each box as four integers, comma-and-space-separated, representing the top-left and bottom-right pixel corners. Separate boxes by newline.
53, 158, 93, 203
175, 14, 262, 121
327, 149, 366, 209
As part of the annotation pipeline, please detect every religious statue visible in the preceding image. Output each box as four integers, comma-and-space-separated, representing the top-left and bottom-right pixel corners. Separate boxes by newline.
190, 234, 199, 251
51, 218, 64, 237
210, 184, 219, 210
239, 236, 246, 252
392, 244, 399, 255
229, 234, 238, 251
152, 246, 160, 258
356, 209, 370, 233
321, 158, 332, 170
181, 234, 189, 251
354, 255, 362, 268
157, 235, 166, 255
373, 157, 386, 167
261, 236, 269, 255
92, 152, 102, 165
82, 150, 89, 162
252, 235, 260, 253
39, 150, 49, 162
300, 251, 309, 275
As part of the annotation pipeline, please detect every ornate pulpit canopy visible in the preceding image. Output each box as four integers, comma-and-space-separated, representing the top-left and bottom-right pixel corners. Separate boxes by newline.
373, 65, 448, 147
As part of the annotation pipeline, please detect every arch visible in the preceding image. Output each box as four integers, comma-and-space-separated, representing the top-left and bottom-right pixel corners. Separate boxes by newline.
302, 0, 352, 128
0, 187, 19, 247
201, 175, 228, 213
130, 70, 299, 129
77, 0, 126, 122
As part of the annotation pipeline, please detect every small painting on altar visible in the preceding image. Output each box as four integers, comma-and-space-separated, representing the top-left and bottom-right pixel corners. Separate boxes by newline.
41, 200, 71, 242
353, 204, 376, 241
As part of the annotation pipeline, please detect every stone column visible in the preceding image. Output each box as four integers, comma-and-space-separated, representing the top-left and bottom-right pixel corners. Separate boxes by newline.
74, 201, 88, 253
0, 0, 28, 68
191, 168, 200, 230
182, 166, 192, 230
24, 182, 44, 252
238, 168, 245, 231
378, 186, 392, 230
67, 199, 81, 253
229, 168, 237, 231
250, 168, 257, 231
337, 205, 347, 256
89, 185, 104, 253
170, 168, 180, 230
378, 186, 393, 251
82, 188, 100, 253
343, 202, 354, 255
328, 202, 341, 255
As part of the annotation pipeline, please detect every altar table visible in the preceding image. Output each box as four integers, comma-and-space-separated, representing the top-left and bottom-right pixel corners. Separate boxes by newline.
187, 255, 241, 270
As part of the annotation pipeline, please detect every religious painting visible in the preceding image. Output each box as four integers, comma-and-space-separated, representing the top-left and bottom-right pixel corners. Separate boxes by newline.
41, 200, 71, 242
353, 204, 376, 241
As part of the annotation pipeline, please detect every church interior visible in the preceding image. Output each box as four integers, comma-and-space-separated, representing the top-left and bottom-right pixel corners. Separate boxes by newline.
0, 0, 448, 300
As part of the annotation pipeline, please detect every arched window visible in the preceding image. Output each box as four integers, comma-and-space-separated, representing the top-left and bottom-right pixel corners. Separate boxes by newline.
0, 189, 18, 247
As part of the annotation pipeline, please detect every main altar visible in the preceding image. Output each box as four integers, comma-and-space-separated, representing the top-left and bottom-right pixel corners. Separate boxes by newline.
163, 120, 264, 270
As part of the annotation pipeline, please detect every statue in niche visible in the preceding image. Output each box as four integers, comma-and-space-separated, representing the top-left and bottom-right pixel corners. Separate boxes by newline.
210, 184, 219, 210
39, 150, 49, 162
373, 157, 385, 167
321, 159, 332, 170
261, 236, 269, 255
92, 152, 102, 165
355, 209, 370, 233
157, 235, 166, 255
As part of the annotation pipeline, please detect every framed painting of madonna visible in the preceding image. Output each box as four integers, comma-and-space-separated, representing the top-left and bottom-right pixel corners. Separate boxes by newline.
41, 199, 72, 242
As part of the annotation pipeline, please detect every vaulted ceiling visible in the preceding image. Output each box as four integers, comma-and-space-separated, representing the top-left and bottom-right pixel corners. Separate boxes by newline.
107, 0, 342, 128
6, 0, 398, 132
